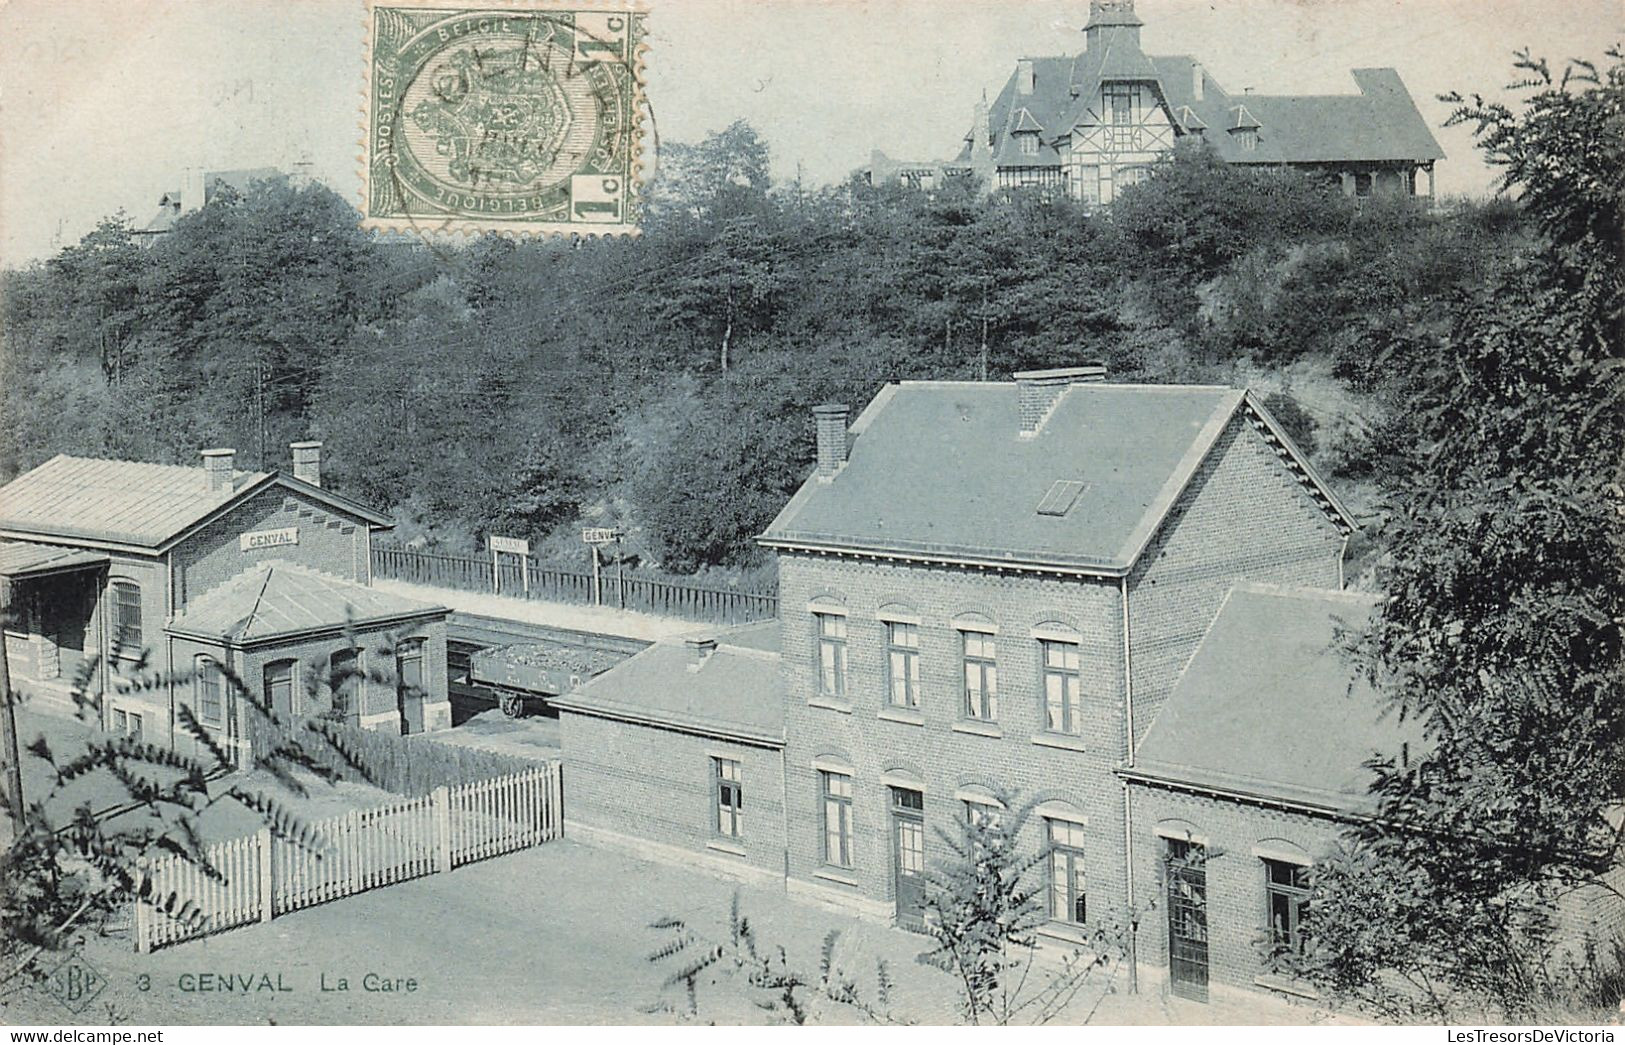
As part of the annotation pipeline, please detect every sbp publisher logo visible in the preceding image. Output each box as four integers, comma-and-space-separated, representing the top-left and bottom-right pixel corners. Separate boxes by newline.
45, 953, 105, 1014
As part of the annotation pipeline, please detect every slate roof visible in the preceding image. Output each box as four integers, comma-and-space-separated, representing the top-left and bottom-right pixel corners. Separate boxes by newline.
551, 621, 783, 745
0, 454, 391, 551
760, 381, 1349, 573
1125, 585, 1429, 816
0, 541, 109, 579
966, 25, 1442, 170
167, 561, 446, 644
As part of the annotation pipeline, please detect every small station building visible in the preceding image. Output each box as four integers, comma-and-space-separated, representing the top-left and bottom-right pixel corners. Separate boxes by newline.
0, 443, 452, 761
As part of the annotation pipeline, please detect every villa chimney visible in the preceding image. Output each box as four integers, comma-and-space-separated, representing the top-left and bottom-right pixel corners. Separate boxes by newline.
201, 448, 236, 493
1014, 365, 1107, 437
813, 403, 850, 481
1017, 59, 1035, 95
290, 440, 322, 487
686, 636, 717, 671
1193, 62, 1205, 101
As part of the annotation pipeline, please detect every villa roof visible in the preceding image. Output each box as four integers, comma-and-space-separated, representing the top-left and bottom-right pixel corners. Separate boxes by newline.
968, 28, 1442, 170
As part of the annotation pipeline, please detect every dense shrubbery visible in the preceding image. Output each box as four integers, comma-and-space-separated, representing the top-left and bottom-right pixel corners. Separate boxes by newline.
0, 126, 1528, 572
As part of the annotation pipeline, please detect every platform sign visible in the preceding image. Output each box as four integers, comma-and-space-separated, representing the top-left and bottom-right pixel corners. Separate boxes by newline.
581, 528, 623, 606
488, 535, 529, 596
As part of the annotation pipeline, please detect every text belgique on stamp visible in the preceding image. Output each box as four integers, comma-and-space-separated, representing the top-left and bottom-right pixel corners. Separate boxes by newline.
363, 0, 646, 237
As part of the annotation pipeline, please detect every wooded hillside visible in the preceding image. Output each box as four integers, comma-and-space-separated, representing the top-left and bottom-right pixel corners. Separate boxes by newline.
0, 133, 1526, 576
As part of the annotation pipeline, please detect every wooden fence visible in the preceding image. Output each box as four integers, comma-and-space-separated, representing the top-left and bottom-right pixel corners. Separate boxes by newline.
134, 763, 561, 952
371, 546, 778, 625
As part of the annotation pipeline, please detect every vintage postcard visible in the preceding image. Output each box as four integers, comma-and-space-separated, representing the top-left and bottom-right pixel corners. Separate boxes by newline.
1, 0, 1621, 1034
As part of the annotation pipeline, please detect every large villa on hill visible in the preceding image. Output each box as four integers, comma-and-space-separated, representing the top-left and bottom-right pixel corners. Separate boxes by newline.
863, 0, 1444, 205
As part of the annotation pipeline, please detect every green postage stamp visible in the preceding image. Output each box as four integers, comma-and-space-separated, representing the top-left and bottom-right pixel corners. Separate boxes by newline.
363, 1, 646, 236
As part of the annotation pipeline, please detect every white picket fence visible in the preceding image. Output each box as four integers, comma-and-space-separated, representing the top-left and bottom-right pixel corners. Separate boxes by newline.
135, 763, 561, 952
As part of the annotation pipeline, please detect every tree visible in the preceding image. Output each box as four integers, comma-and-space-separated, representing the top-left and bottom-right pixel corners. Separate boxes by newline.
1297, 50, 1625, 1021
0, 621, 399, 1000
918, 791, 1132, 1026
646, 892, 902, 1024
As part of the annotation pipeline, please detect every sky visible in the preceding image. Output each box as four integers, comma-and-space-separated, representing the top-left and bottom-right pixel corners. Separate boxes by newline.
1, 0, 1619, 264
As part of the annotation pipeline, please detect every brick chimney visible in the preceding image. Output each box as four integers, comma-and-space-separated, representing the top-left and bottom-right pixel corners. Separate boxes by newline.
1014, 365, 1107, 437
1193, 62, 1205, 101
813, 404, 850, 481
290, 440, 322, 487
1017, 59, 1035, 95
201, 448, 236, 493
686, 636, 717, 671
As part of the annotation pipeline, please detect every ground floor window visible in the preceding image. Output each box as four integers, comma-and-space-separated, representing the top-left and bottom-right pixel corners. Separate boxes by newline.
329, 647, 362, 718
1047, 819, 1087, 924
112, 709, 142, 739
1263, 858, 1310, 960
194, 656, 224, 727
714, 757, 743, 839
264, 659, 297, 718
821, 770, 853, 868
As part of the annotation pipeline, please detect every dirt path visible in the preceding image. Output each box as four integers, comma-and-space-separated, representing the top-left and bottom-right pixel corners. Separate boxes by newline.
2, 838, 1352, 1026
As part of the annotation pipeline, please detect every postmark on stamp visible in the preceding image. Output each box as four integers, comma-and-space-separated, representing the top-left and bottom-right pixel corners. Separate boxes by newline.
363, 1, 646, 237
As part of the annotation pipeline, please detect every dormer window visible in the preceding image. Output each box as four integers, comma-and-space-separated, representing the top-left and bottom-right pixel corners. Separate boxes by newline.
1011, 107, 1045, 156
1228, 103, 1261, 152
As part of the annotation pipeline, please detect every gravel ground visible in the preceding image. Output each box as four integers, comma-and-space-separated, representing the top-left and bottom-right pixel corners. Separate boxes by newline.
1, 837, 1353, 1026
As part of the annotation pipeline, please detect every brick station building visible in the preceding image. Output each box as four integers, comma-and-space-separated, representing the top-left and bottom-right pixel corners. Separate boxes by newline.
0, 443, 452, 761
757, 368, 1354, 943
557, 365, 1486, 1006
550, 364, 1619, 1007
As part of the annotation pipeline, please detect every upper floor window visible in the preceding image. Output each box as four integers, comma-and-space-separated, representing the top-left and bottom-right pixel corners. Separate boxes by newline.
961, 630, 998, 722
194, 656, 224, 727
1264, 858, 1310, 960
821, 770, 854, 868
1041, 639, 1083, 735
329, 646, 363, 718
713, 757, 743, 839
1106, 85, 1134, 125
885, 621, 920, 709
815, 613, 847, 698
1018, 132, 1040, 156
111, 581, 142, 657
1237, 128, 1259, 152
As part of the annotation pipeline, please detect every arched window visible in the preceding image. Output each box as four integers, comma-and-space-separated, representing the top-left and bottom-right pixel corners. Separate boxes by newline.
194, 656, 224, 727
110, 581, 142, 657
264, 659, 297, 719
329, 647, 363, 719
